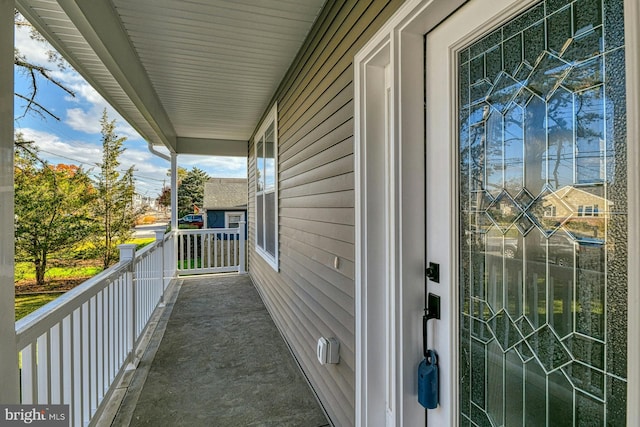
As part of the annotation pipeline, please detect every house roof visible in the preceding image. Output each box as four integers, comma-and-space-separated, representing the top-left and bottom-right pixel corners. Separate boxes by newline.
203, 178, 248, 210
16, 0, 326, 156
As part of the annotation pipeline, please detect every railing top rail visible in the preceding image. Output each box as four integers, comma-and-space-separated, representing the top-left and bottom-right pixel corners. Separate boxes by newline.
177, 227, 240, 235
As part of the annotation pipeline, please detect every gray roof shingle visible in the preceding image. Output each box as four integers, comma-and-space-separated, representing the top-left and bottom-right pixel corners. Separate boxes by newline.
203, 178, 248, 210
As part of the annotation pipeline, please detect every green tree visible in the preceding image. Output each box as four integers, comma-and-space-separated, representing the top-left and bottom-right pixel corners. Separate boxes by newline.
94, 110, 137, 268
14, 136, 96, 286
177, 167, 209, 218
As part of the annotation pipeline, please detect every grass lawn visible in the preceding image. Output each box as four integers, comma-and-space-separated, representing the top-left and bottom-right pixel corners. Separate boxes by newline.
15, 293, 63, 321
15, 238, 157, 320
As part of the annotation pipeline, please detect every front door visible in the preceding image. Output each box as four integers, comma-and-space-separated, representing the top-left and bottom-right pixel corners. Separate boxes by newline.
426, 0, 628, 425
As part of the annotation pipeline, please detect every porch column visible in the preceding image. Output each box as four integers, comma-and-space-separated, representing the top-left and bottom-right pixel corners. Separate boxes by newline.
0, 0, 20, 403
170, 152, 178, 230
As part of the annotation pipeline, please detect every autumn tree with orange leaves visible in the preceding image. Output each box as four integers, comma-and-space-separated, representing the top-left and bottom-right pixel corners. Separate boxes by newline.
14, 134, 96, 286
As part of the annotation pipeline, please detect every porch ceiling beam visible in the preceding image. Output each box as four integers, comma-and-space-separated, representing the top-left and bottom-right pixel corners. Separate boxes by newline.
52, 0, 178, 152
175, 137, 248, 157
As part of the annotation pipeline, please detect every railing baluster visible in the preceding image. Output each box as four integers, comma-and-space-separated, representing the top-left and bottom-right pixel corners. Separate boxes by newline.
50, 323, 61, 404
62, 316, 72, 406
21, 344, 36, 404
73, 308, 82, 427
36, 332, 49, 404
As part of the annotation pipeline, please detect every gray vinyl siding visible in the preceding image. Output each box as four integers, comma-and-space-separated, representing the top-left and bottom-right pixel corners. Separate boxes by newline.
248, 1, 405, 425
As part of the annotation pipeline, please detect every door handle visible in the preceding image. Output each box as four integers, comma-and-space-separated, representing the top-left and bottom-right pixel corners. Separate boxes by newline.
422, 293, 440, 357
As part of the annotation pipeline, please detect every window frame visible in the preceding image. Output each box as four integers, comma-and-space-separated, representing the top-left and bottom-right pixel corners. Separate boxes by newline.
225, 211, 245, 229
254, 104, 279, 270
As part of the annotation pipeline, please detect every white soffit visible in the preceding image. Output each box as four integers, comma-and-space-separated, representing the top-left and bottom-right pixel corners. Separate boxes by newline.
16, 0, 325, 155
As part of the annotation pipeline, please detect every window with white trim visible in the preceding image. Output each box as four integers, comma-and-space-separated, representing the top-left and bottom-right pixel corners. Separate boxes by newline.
225, 211, 245, 228
254, 105, 278, 269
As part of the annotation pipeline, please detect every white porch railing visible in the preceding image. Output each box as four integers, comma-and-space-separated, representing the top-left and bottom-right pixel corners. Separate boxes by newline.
176, 222, 246, 275
15, 230, 176, 427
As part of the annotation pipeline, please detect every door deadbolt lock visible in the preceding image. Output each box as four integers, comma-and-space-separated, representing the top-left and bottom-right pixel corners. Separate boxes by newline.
426, 262, 440, 283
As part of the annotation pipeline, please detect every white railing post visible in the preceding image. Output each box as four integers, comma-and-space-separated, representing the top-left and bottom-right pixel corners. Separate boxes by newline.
119, 244, 137, 366
238, 221, 246, 274
0, 0, 19, 403
154, 230, 166, 306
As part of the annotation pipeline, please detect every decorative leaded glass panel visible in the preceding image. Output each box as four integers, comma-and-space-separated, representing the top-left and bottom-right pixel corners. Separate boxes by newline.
458, 0, 627, 425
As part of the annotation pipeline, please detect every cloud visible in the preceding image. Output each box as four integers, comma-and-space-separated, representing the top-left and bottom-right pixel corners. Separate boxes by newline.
17, 127, 102, 168
15, 24, 51, 67
179, 155, 247, 177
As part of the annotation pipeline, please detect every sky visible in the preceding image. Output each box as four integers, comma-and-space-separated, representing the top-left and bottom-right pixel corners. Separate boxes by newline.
14, 22, 247, 199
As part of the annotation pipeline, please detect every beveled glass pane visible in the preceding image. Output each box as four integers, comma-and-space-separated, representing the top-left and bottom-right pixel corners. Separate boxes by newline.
460, 327, 472, 417
504, 350, 524, 425
546, 0, 572, 15
527, 53, 571, 99
503, 3, 544, 40
561, 27, 604, 63
576, 391, 604, 425
485, 228, 505, 311
566, 334, 605, 370
524, 360, 547, 425
470, 28, 502, 59
486, 341, 504, 425
486, 45, 503, 83
470, 103, 489, 125
489, 310, 521, 351
504, 105, 524, 193
548, 370, 574, 425
547, 86, 575, 190
470, 80, 492, 105
469, 123, 486, 190
487, 191, 521, 232
575, 244, 605, 340
487, 72, 520, 113
548, 233, 575, 338
460, 48, 470, 65
503, 34, 522, 76
470, 54, 485, 83
524, 230, 547, 329
574, 0, 603, 36
505, 233, 524, 318
562, 55, 604, 92
576, 86, 605, 183
460, 63, 470, 107
523, 22, 545, 66
547, 6, 572, 56
486, 109, 504, 196
524, 96, 547, 195
471, 340, 486, 406
568, 362, 605, 398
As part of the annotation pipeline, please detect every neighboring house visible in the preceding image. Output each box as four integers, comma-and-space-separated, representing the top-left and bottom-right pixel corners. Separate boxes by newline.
203, 178, 247, 231
2, 0, 639, 426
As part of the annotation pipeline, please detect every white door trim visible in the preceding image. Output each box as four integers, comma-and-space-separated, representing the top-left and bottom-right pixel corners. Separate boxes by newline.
355, 0, 640, 425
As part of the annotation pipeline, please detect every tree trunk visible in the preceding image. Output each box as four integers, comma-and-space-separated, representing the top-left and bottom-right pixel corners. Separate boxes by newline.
35, 257, 46, 287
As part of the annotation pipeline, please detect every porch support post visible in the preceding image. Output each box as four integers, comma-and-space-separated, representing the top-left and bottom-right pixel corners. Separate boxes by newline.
170, 153, 178, 230
0, 0, 20, 403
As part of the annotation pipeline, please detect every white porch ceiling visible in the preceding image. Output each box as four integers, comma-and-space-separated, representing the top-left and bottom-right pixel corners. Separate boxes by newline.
16, 0, 325, 156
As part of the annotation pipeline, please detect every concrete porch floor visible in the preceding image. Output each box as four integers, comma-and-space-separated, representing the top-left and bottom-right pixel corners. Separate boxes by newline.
105, 274, 329, 426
